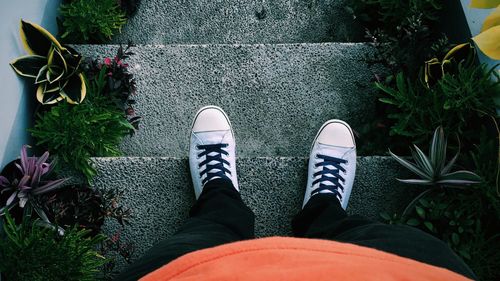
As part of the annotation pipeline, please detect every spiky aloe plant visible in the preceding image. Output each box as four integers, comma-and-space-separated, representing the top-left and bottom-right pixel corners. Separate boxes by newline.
390, 127, 481, 186
0, 145, 68, 222
390, 127, 481, 217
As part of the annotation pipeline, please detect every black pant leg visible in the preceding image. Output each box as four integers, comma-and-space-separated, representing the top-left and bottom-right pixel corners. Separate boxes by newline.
292, 194, 476, 280
115, 179, 255, 281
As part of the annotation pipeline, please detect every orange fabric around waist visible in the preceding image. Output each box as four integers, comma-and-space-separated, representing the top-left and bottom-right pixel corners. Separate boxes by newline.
140, 237, 471, 281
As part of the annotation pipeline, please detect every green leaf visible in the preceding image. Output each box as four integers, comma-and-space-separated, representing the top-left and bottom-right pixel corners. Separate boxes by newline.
441, 150, 459, 175
46, 65, 65, 84
451, 233, 460, 245
415, 206, 426, 219
10, 55, 47, 78
458, 249, 471, 260
419, 198, 430, 208
437, 171, 482, 185
429, 127, 446, 171
379, 97, 397, 105
61, 73, 86, 104
389, 150, 430, 179
48, 47, 68, 72
406, 218, 420, 226
424, 221, 435, 232
412, 145, 434, 177
37, 84, 63, 105
396, 179, 434, 185
380, 212, 392, 221
375, 81, 400, 98
20, 19, 63, 56
35, 65, 49, 84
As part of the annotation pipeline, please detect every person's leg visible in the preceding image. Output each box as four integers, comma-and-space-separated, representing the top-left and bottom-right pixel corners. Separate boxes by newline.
294, 119, 476, 279
292, 194, 476, 279
116, 179, 254, 281
116, 106, 254, 280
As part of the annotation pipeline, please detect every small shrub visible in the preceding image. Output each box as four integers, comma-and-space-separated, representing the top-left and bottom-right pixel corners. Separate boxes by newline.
30, 89, 134, 181
81, 43, 141, 130
346, 0, 445, 77
0, 212, 107, 281
376, 62, 499, 143
43, 185, 132, 235
59, 0, 127, 43
347, 0, 443, 29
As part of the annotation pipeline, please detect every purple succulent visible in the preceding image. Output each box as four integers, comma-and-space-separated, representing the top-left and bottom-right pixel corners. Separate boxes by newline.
0, 145, 68, 218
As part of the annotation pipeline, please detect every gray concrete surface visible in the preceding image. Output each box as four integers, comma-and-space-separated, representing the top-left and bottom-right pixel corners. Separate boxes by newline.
91, 156, 412, 270
112, 0, 362, 44
77, 43, 383, 158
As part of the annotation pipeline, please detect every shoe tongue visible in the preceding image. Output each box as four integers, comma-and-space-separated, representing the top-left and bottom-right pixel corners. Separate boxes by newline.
194, 130, 229, 145
316, 143, 353, 159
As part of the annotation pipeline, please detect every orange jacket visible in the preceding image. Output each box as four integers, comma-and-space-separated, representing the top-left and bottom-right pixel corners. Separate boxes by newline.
140, 237, 471, 281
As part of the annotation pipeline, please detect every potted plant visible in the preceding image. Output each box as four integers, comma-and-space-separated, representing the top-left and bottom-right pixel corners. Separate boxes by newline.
0, 145, 67, 223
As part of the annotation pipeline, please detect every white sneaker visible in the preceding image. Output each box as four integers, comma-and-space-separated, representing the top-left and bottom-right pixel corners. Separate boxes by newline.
302, 120, 357, 209
189, 106, 238, 199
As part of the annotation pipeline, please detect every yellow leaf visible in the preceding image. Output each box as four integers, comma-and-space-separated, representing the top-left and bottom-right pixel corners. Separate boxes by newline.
482, 5, 500, 31
472, 25, 500, 59
470, 0, 500, 9
443, 43, 471, 61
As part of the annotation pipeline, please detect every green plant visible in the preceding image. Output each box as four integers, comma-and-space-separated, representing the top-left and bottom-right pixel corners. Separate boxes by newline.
382, 183, 500, 281
390, 127, 482, 187
10, 20, 86, 104
0, 212, 107, 281
347, 0, 443, 28
346, 0, 445, 77
376, 61, 500, 143
0, 145, 67, 223
81, 43, 141, 131
59, 0, 127, 43
43, 185, 132, 235
30, 89, 134, 181
389, 126, 481, 217
385, 127, 500, 280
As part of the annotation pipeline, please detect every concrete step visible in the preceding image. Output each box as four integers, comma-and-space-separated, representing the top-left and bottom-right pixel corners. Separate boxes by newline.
77, 43, 382, 157
91, 156, 411, 269
112, 0, 362, 44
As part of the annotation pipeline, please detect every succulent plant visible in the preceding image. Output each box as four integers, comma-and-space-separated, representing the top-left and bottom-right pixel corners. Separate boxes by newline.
390, 127, 482, 187
10, 19, 86, 104
0, 145, 68, 222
